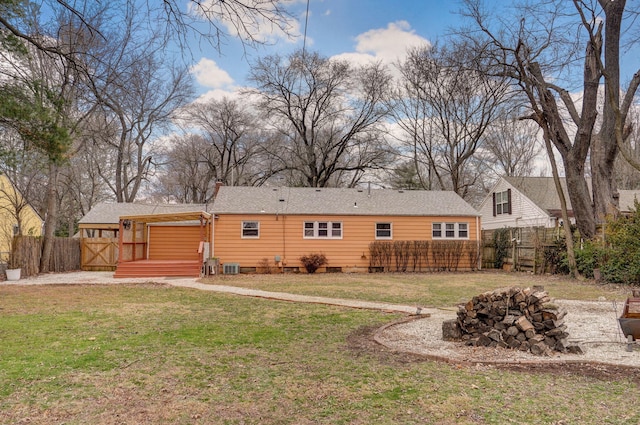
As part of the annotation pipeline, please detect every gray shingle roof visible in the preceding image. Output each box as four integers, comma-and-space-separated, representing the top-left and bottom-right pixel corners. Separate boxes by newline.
503, 177, 640, 214
79, 202, 210, 225
213, 187, 479, 216
502, 176, 582, 212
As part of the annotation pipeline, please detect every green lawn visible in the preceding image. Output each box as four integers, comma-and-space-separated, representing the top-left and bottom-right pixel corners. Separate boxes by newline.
0, 275, 637, 424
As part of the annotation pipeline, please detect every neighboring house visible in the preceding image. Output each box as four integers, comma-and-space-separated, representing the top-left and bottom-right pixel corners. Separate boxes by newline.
78, 202, 212, 272
618, 189, 640, 214
0, 173, 43, 260
480, 176, 640, 230
211, 186, 481, 273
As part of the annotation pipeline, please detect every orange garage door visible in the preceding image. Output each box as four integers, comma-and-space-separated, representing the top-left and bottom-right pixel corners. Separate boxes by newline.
148, 225, 203, 261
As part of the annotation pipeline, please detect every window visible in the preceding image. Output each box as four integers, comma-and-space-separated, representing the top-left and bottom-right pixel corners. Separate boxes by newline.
494, 189, 511, 215
242, 221, 259, 238
432, 222, 470, 239
375, 222, 392, 239
303, 221, 342, 239
445, 223, 455, 238
331, 222, 342, 237
304, 222, 315, 237
432, 223, 442, 238
458, 223, 468, 238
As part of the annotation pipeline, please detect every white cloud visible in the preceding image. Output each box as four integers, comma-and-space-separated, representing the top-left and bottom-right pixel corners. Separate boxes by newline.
333, 21, 430, 66
190, 57, 234, 89
193, 87, 245, 104
355, 21, 430, 63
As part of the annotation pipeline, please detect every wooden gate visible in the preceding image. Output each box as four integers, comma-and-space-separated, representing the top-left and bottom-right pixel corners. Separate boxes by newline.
81, 237, 118, 271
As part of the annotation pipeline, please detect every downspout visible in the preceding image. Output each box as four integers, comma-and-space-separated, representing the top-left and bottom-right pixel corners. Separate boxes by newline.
282, 214, 286, 274
209, 214, 217, 275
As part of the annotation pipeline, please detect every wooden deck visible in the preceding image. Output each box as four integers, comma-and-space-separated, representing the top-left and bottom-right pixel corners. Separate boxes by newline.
114, 260, 202, 278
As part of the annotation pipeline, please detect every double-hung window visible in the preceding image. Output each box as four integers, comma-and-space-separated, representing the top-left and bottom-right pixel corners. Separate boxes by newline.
494, 189, 511, 215
458, 223, 468, 238
303, 221, 342, 239
375, 222, 392, 239
432, 222, 470, 239
242, 221, 260, 238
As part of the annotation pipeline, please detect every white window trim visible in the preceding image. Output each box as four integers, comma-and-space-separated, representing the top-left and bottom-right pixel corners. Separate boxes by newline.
375, 222, 393, 240
495, 190, 509, 215
432, 222, 470, 240
303, 221, 343, 239
241, 221, 260, 239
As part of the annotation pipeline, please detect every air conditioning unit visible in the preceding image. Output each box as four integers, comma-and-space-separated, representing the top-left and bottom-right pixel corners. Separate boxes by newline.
223, 263, 239, 275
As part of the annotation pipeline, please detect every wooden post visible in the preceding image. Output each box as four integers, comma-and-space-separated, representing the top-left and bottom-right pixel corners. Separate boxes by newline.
118, 220, 124, 264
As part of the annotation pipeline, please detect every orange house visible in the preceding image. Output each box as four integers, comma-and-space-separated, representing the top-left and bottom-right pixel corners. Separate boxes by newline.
212, 187, 481, 273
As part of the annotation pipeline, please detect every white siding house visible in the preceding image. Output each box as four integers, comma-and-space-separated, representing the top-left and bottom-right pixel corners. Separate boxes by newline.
480, 176, 640, 230
479, 177, 574, 230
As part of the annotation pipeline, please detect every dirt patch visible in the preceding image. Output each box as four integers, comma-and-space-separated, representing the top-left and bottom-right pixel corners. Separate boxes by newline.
346, 325, 428, 365
347, 324, 640, 385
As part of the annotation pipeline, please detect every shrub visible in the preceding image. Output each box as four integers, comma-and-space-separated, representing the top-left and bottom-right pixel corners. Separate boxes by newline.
543, 238, 569, 275
258, 257, 274, 274
299, 253, 327, 274
575, 239, 605, 279
492, 228, 511, 269
600, 202, 640, 284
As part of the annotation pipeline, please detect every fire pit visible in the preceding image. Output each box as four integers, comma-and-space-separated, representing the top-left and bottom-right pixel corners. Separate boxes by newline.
618, 290, 640, 347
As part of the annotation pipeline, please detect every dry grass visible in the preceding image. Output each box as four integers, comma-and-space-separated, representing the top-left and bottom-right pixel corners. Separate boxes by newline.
0, 275, 638, 424
201, 271, 630, 307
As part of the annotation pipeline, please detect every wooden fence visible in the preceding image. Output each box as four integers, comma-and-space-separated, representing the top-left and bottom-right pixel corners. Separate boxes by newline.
481, 227, 563, 273
3, 236, 81, 278
81, 238, 118, 271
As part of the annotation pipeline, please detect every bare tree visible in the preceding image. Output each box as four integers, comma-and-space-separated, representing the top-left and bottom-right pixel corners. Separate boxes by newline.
615, 106, 640, 189
0, 9, 97, 272
0, 0, 296, 69
154, 134, 217, 203
394, 43, 510, 200
85, 12, 194, 202
248, 50, 393, 188
463, 0, 640, 239
483, 110, 543, 177
56, 126, 115, 235
180, 97, 261, 187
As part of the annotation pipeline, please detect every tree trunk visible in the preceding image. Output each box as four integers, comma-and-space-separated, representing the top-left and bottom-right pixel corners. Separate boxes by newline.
544, 132, 581, 279
592, 0, 626, 225
40, 163, 59, 273
526, 39, 600, 239
564, 158, 596, 239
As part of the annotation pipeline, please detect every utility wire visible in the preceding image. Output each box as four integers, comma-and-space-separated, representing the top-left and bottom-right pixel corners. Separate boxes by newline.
301, 0, 310, 59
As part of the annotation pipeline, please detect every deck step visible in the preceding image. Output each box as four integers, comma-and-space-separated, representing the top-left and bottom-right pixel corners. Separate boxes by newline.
114, 260, 201, 278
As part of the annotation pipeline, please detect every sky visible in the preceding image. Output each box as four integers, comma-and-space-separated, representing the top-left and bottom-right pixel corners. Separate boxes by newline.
187, 0, 640, 104
188, 0, 478, 101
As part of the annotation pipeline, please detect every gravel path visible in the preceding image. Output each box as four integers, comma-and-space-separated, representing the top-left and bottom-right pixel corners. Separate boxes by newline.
375, 299, 640, 367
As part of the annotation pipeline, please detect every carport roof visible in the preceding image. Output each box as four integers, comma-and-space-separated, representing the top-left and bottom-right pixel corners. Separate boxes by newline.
79, 202, 210, 228
119, 211, 212, 223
